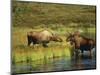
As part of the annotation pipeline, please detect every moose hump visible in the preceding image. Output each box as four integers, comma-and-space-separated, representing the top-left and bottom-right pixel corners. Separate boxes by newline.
38, 30, 53, 41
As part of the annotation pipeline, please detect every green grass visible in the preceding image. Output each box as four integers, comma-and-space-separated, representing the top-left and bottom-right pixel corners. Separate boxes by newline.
12, 1, 96, 28
12, 27, 68, 63
12, 27, 95, 64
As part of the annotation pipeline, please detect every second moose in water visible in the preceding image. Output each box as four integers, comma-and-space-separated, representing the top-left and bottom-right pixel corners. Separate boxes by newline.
66, 31, 95, 57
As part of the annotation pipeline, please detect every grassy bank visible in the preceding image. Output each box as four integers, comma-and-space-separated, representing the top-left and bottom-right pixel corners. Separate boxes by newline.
12, 27, 95, 64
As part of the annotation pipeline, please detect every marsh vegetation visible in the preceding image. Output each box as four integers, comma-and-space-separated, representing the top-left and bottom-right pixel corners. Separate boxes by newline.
12, 1, 96, 74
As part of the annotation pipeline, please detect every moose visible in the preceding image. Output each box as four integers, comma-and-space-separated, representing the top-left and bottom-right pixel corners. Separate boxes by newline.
27, 30, 63, 47
66, 31, 95, 57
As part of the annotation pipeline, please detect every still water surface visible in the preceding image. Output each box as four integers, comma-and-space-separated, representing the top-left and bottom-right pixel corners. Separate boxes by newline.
12, 52, 96, 74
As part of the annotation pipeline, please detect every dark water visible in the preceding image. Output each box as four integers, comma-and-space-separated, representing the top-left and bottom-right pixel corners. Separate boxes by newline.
12, 49, 96, 74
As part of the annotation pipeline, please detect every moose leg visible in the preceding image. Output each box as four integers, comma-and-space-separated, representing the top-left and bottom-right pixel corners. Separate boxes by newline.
81, 50, 84, 54
43, 42, 48, 47
28, 41, 32, 46
42, 41, 48, 47
80, 50, 84, 58
82, 50, 84, 57
74, 49, 79, 59
42, 43, 48, 47
89, 50, 92, 58
27, 36, 32, 46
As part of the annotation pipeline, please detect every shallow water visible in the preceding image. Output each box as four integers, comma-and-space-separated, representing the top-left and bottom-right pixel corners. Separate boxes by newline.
12, 50, 96, 74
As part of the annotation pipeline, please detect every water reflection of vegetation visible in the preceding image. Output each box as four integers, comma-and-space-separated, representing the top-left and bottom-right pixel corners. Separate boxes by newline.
12, 54, 96, 74
12, 56, 71, 73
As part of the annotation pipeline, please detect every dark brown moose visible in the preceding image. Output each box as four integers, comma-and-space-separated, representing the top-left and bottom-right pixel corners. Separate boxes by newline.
66, 33, 95, 57
27, 30, 62, 47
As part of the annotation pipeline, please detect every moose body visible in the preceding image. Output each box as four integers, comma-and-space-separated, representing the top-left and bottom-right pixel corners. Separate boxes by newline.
27, 30, 62, 47
67, 34, 95, 57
